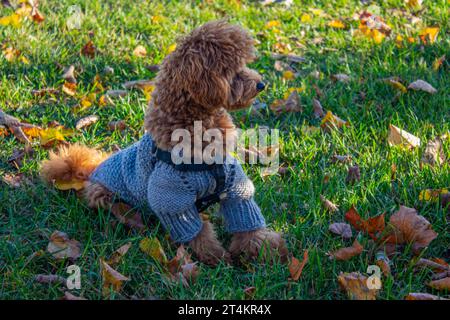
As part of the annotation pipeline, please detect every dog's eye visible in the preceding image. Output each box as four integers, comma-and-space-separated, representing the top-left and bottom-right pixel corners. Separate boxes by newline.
256, 82, 266, 91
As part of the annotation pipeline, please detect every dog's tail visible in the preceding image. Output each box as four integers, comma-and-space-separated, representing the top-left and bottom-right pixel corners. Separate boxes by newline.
41, 144, 109, 185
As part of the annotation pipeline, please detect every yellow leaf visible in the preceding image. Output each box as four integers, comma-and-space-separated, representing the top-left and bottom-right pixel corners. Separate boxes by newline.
139, 237, 167, 264
282, 70, 295, 80
385, 79, 407, 93
419, 27, 439, 44
419, 189, 449, 202
265, 20, 281, 28
310, 8, 324, 16
39, 126, 75, 146
100, 259, 129, 295
19, 55, 29, 64
133, 45, 147, 58
62, 82, 77, 96
283, 87, 303, 99
320, 111, 348, 131
301, 14, 312, 23
328, 20, 345, 29
433, 55, 446, 71
166, 43, 177, 54
151, 15, 165, 24
54, 179, 85, 191
2, 47, 20, 61
405, 0, 423, 10
0, 13, 21, 27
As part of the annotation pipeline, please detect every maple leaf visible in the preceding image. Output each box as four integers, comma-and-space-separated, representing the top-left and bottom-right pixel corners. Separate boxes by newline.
288, 249, 309, 281
384, 206, 437, 254
328, 240, 363, 261
345, 205, 385, 240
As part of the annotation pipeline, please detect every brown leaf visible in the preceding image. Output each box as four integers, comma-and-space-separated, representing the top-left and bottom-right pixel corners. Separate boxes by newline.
405, 293, 447, 300
100, 258, 129, 295
47, 231, 81, 260
345, 206, 385, 239
388, 124, 420, 148
34, 274, 66, 285
166, 245, 199, 287
428, 277, 450, 291
328, 239, 363, 261
8, 145, 34, 168
288, 249, 309, 281
384, 206, 437, 254
62, 65, 76, 84
108, 120, 127, 132
2, 173, 26, 188
415, 258, 449, 272
133, 45, 147, 58
421, 137, 444, 167
110, 202, 146, 231
331, 154, 352, 164
331, 73, 350, 83
107, 242, 132, 267
81, 40, 96, 58
329, 223, 353, 239
312, 98, 325, 118
408, 80, 437, 94
346, 165, 361, 184
375, 251, 391, 276
75, 115, 99, 130
320, 195, 339, 213
10, 125, 31, 144
62, 291, 87, 300
0, 108, 20, 127
270, 90, 302, 114
338, 272, 379, 300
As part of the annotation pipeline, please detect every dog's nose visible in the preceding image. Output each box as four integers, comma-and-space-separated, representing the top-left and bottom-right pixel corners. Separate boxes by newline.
256, 82, 266, 91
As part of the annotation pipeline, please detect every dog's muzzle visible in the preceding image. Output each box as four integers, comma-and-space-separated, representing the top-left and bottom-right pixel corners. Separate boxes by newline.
256, 82, 266, 91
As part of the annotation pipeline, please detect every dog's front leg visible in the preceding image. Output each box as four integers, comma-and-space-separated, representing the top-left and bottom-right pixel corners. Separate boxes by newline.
189, 221, 231, 266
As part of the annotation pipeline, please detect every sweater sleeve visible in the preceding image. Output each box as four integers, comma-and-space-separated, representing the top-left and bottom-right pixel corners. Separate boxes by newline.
219, 162, 266, 233
147, 163, 203, 243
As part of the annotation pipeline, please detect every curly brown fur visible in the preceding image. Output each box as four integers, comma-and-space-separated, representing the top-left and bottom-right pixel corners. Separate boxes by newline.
229, 228, 289, 264
189, 221, 231, 266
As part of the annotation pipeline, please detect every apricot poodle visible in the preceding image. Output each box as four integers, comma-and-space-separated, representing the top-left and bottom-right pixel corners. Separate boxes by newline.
41, 21, 288, 266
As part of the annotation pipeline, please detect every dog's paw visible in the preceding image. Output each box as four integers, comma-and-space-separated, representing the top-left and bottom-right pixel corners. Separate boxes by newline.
229, 228, 288, 264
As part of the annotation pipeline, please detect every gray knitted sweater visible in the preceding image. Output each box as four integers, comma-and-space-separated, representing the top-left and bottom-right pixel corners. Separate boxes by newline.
90, 133, 266, 243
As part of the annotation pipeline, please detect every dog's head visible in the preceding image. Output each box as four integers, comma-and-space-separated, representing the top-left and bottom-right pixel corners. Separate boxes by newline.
162, 20, 264, 111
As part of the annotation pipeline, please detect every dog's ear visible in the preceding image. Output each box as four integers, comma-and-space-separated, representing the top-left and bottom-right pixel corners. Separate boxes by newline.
175, 21, 255, 108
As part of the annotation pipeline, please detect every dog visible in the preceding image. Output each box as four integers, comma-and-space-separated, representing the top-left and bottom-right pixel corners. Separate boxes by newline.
41, 21, 288, 266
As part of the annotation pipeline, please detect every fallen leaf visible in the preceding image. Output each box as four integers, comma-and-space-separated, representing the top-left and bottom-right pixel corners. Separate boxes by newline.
331, 154, 352, 164
2, 173, 26, 188
320, 111, 348, 131
122, 79, 154, 90
63, 291, 87, 300
331, 74, 350, 83
405, 0, 423, 10
329, 240, 363, 261
108, 120, 127, 132
408, 80, 437, 94
54, 179, 85, 191
34, 274, 66, 285
100, 259, 129, 295
320, 195, 339, 213
345, 206, 385, 239
270, 90, 302, 114
282, 70, 296, 80
133, 45, 147, 58
428, 277, 450, 291
243, 286, 256, 299
0, 108, 20, 127
81, 40, 96, 58
328, 20, 345, 29
329, 223, 353, 239
62, 65, 76, 84
139, 237, 167, 264
39, 126, 75, 147
421, 137, 444, 167
265, 20, 281, 28
75, 115, 99, 130
107, 242, 132, 267
419, 27, 439, 44
375, 251, 391, 276
346, 165, 361, 185
47, 231, 81, 261
288, 249, 309, 281
106, 89, 128, 98
405, 293, 447, 300
387, 124, 420, 149
433, 55, 446, 71
312, 98, 325, 118
384, 206, 438, 254
110, 202, 145, 231
385, 79, 408, 93
301, 13, 312, 23
338, 272, 379, 300
62, 82, 77, 96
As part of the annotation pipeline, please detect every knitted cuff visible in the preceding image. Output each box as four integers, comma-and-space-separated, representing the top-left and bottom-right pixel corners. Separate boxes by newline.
156, 206, 203, 243
220, 198, 266, 233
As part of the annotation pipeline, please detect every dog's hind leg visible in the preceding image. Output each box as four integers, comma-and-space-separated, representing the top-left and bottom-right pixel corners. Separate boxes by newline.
83, 181, 113, 210
189, 221, 231, 266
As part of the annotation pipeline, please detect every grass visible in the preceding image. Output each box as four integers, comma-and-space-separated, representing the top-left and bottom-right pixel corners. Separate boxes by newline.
0, 0, 449, 300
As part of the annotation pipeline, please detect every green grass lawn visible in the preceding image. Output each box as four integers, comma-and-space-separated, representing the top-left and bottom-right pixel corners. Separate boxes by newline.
0, 0, 449, 300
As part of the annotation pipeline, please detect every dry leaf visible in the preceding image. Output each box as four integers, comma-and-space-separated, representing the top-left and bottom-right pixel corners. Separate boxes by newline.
106, 89, 128, 98
405, 293, 447, 300
375, 251, 391, 276
0, 108, 20, 127
384, 206, 437, 254
408, 80, 437, 94
122, 79, 154, 90
288, 249, 309, 281
107, 242, 132, 267
139, 237, 167, 264
166, 245, 199, 287
328, 20, 345, 29
54, 179, 85, 191
100, 259, 129, 295
81, 40, 96, 58
62, 82, 77, 96
331, 154, 352, 164
320, 195, 339, 213
433, 55, 446, 71
345, 206, 385, 239
63, 291, 87, 300
312, 98, 325, 118
75, 115, 99, 130
47, 231, 81, 261
331, 74, 350, 83
110, 202, 145, 231
133, 45, 147, 58
108, 120, 127, 132
328, 239, 363, 261
38, 126, 75, 147
270, 90, 302, 114
329, 223, 353, 239
421, 137, 444, 166
320, 111, 348, 131
385, 79, 408, 93
388, 124, 420, 148
243, 286, 256, 299
2, 173, 26, 188
34, 274, 66, 285
428, 277, 450, 291
419, 27, 439, 44
338, 272, 379, 300
346, 165, 361, 185
62, 65, 76, 84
